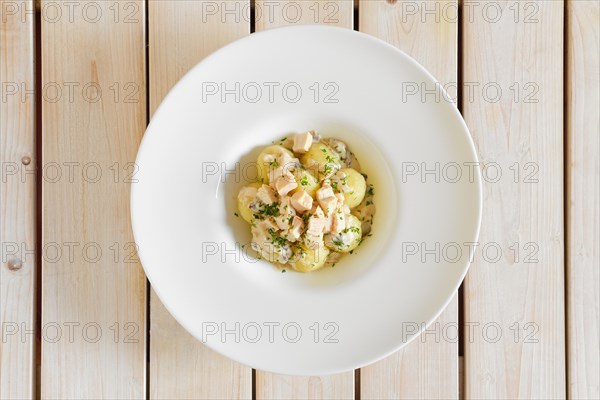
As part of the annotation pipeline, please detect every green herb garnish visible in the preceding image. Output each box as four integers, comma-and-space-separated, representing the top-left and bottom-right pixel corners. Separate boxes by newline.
268, 228, 287, 248
343, 226, 360, 235
260, 202, 280, 217
333, 239, 345, 248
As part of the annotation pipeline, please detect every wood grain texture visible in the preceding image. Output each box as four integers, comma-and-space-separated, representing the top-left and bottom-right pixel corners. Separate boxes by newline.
41, 1, 147, 398
150, 297, 252, 400
257, 374, 354, 400
255, 0, 353, 30
566, 1, 600, 398
462, 1, 565, 398
359, 1, 459, 398
148, 1, 252, 398
0, 0, 36, 398
253, 1, 355, 399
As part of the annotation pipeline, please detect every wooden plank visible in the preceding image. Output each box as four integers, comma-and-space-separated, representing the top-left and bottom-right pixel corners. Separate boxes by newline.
254, 1, 355, 399
462, 1, 565, 398
255, 0, 353, 30
148, 1, 252, 398
359, 1, 459, 398
41, 1, 147, 398
150, 297, 252, 400
566, 1, 599, 398
257, 374, 354, 400
0, 0, 36, 398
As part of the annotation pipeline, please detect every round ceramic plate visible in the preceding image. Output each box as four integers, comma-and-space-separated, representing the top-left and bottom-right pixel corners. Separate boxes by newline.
132, 25, 482, 375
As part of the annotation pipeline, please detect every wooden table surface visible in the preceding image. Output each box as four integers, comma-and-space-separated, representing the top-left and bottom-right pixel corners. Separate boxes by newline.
1, 1, 598, 399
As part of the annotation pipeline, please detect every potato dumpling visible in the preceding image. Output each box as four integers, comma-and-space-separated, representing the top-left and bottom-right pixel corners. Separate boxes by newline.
299, 143, 341, 180
338, 168, 367, 209
256, 145, 295, 183
292, 244, 330, 272
291, 168, 319, 198
237, 182, 261, 223
324, 214, 362, 253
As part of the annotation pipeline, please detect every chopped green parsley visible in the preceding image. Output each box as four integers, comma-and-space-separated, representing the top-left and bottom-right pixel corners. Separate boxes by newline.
259, 202, 280, 217
268, 228, 287, 248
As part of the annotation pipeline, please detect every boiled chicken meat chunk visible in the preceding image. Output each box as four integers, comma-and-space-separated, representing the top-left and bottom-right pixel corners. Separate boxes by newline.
284, 216, 305, 242
290, 190, 313, 213
330, 210, 346, 234
292, 132, 313, 154
256, 184, 277, 204
316, 183, 338, 215
275, 175, 297, 196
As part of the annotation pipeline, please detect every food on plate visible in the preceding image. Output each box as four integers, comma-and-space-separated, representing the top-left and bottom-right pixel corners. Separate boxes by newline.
237, 131, 376, 272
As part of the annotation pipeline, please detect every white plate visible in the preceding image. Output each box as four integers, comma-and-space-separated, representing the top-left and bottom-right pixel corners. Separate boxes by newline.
132, 25, 482, 375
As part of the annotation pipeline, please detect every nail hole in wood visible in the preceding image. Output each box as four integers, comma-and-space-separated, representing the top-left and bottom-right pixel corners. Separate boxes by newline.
7, 259, 23, 271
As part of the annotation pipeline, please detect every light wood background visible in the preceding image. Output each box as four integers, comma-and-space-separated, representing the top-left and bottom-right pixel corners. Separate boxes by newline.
1, 0, 35, 398
40, 1, 147, 398
1, 0, 598, 399
463, 1, 566, 398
